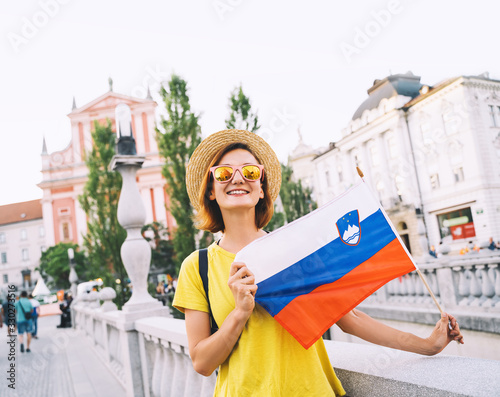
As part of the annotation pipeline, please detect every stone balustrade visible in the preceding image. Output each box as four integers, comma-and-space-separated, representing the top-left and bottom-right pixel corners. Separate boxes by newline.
73, 303, 500, 397
73, 299, 127, 388
359, 252, 500, 333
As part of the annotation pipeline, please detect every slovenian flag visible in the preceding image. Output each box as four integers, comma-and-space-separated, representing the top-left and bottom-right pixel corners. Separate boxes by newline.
234, 181, 416, 349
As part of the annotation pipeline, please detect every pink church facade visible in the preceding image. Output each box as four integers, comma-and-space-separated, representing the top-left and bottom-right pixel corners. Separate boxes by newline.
38, 89, 175, 247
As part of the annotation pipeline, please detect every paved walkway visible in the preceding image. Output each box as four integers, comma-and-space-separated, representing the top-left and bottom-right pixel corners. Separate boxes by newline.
0, 313, 125, 397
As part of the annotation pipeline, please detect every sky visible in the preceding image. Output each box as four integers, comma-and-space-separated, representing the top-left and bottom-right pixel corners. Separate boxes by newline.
1, 0, 498, 206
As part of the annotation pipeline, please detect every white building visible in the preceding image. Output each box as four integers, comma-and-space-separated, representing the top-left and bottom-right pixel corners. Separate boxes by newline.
290, 72, 500, 256
0, 200, 45, 293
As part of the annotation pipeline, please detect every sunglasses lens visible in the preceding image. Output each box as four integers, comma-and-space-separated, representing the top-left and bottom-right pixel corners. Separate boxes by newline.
214, 166, 233, 182
242, 165, 261, 180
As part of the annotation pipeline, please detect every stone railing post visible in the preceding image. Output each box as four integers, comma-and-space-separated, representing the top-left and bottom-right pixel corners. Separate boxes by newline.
109, 103, 170, 397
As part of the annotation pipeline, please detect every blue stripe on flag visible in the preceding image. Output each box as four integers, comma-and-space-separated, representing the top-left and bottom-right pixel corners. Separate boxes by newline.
255, 209, 397, 316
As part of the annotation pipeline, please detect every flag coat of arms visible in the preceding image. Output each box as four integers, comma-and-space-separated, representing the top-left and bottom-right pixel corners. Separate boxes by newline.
234, 182, 416, 349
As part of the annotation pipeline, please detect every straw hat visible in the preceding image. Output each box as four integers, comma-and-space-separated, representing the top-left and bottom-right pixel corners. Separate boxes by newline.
186, 129, 282, 210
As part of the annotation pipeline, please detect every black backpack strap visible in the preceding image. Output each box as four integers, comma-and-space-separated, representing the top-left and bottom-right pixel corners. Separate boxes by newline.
199, 248, 219, 334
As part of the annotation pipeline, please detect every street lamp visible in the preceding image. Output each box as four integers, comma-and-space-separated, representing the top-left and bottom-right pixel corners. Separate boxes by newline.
110, 103, 162, 311
115, 103, 137, 155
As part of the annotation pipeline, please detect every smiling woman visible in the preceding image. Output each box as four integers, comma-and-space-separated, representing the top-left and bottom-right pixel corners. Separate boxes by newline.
172, 129, 463, 397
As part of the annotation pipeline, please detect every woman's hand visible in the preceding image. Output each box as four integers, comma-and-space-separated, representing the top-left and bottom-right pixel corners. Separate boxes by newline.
337, 309, 464, 356
425, 312, 464, 355
228, 261, 258, 316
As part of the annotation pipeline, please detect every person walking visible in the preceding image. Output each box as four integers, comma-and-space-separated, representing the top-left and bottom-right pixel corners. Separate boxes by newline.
29, 293, 40, 339
57, 292, 73, 328
172, 129, 464, 396
15, 291, 33, 353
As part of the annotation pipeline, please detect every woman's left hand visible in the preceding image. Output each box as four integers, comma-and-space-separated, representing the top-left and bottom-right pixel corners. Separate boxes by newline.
425, 312, 464, 355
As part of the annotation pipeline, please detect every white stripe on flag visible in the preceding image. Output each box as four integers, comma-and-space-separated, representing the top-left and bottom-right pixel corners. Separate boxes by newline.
235, 182, 380, 284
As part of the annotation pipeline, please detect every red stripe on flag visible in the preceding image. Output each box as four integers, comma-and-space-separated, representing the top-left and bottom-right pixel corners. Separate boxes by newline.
273, 238, 415, 349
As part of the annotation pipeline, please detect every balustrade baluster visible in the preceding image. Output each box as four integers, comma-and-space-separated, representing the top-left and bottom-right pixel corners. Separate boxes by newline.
170, 344, 187, 397
494, 265, 500, 308
183, 353, 203, 396
429, 270, 441, 305
394, 277, 403, 302
414, 271, 425, 303
406, 272, 416, 303
478, 265, 495, 307
151, 338, 163, 397
422, 270, 431, 305
387, 279, 396, 302
160, 342, 175, 397
455, 266, 470, 306
469, 266, 483, 306
200, 372, 217, 397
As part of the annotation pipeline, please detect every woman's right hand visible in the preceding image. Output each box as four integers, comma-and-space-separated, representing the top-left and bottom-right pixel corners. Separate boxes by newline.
228, 261, 258, 315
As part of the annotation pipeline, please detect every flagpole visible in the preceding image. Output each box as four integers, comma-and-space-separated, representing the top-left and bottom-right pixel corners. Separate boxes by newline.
415, 269, 443, 315
355, 166, 444, 316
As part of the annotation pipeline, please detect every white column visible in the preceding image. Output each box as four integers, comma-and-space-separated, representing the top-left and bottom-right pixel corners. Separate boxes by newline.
153, 186, 166, 225
73, 193, 87, 246
140, 187, 154, 225
111, 156, 158, 309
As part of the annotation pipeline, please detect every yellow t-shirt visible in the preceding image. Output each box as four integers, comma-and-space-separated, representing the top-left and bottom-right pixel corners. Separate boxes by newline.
173, 242, 346, 397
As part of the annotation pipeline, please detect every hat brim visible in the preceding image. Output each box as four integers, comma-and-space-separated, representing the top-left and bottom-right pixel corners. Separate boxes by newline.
186, 129, 282, 210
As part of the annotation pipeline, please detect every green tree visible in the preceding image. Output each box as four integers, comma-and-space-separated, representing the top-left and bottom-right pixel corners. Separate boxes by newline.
225, 85, 260, 132
222, 87, 316, 231
78, 120, 128, 305
266, 164, 317, 231
36, 243, 87, 290
156, 75, 202, 272
141, 222, 175, 276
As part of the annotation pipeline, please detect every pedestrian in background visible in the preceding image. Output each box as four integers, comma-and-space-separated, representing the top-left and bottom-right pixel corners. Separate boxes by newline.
29, 293, 40, 339
15, 291, 33, 353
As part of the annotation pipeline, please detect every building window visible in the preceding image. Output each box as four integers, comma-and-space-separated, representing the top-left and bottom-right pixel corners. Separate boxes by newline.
21, 248, 29, 261
443, 111, 460, 135
20, 229, 27, 240
40, 246, 46, 253
325, 170, 331, 188
437, 207, 475, 240
62, 222, 71, 240
420, 122, 433, 145
58, 207, 70, 216
39, 226, 45, 237
489, 105, 497, 127
338, 166, 343, 183
430, 174, 440, 189
3, 274, 7, 284
0, 233, 5, 244
453, 167, 464, 183
1, 252, 6, 264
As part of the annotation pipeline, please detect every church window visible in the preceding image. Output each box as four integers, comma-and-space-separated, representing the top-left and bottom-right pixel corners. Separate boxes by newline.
62, 222, 71, 240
